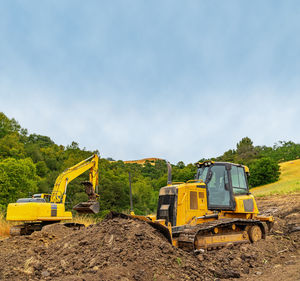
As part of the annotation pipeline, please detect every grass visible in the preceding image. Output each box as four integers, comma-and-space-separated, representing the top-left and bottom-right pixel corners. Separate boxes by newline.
251, 159, 300, 197
70, 214, 99, 226
0, 211, 11, 238
176, 257, 182, 266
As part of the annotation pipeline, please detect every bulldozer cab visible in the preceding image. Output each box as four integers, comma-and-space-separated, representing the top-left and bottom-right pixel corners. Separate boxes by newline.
196, 161, 249, 211
156, 161, 251, 227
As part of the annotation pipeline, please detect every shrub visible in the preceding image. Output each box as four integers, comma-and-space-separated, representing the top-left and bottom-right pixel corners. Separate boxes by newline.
248, 157, 280, 187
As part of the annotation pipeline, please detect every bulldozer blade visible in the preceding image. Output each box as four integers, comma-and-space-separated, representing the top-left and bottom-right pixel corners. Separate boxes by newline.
73, 201, 100, 214
105, 211, 173, 244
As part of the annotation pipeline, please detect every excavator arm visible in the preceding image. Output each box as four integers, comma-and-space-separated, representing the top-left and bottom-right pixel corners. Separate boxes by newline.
49, 154, 100, 214
50, 154, 99, 204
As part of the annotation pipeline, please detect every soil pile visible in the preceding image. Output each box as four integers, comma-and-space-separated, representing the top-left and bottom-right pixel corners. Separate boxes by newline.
0, 216, 213, 281
0, 194, 299, 281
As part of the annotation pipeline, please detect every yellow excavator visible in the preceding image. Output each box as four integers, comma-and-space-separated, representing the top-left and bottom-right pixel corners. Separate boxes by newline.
122, 160, 274, 251
6, 154, 100, 235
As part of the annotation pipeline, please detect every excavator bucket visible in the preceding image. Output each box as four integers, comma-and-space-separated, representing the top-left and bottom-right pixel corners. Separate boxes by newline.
73, 181, 100, 214
73, 201, 100, 214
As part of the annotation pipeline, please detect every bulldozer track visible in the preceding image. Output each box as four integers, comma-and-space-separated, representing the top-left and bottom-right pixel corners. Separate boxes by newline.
177, 218, 266, 252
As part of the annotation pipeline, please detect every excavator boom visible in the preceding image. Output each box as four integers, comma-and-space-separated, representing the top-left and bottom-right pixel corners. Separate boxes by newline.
50, 155, 98, 203
50, 154, 99, 213
50, 154, 99, 214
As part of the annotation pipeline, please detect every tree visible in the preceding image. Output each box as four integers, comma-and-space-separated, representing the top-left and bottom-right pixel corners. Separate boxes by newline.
106, 157, 115, 161
0, 112, 22, 138
131, 177, 157, 214
235, 137, 258, 165
0, 158, 39, 207
176, 161, 185, 169
24, 144, 43, 163
218, 149, 236, 163
67, 141, 80, 150
172, 164, 197, 182
26, 134, 54, 147
36, 161, 49, 177
98, 170, 130, 213
0, 133, 25, 159
273, 141, 300, 162
248, 157, 280, 187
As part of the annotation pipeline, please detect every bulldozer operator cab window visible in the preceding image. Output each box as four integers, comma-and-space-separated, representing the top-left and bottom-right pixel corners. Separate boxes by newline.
231, 166, 248, 194
197, 166, 209, 182
206, 165, 231, 208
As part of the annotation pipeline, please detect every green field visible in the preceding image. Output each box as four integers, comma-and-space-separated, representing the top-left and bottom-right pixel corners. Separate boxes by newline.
251, 159, 300, 196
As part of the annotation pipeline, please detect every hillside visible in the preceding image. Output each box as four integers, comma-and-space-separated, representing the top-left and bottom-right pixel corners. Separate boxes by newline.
1, 112, 300, 216
251, 159, 300, 196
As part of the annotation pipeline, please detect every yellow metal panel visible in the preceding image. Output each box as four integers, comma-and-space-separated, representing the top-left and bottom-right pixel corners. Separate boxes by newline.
6, 202, 72, 222
176, 188, 185, 226
195, 231, 248, 249
232, 194, 259, 214
243, 165, 250, 173
176, 182, 212, 227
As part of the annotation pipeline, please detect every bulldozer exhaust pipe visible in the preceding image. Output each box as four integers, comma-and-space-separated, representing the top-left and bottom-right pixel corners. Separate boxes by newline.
167, 161, 172, 185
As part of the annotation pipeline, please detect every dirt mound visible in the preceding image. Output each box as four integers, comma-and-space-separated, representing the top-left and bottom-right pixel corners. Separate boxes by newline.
0, 194, 299, 281
0, 224, 79, 280
0, 216, 213, 281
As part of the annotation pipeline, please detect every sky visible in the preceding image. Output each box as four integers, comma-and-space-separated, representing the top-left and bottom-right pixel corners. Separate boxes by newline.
0, 1, 300, 164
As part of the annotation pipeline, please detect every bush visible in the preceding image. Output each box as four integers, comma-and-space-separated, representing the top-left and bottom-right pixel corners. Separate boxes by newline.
0, 158, 39, 206
248, 157, 280, 187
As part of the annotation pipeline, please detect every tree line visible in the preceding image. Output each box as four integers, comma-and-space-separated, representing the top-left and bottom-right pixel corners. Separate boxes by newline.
1, 112, 299, 215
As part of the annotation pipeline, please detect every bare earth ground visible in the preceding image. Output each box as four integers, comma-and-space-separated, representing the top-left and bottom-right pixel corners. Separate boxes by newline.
0, 194, 299, 281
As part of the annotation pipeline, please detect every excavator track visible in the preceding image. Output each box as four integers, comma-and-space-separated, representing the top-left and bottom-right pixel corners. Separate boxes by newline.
10, 223, 44, 236
9, 221, 84, 236
177, 218, 266, 252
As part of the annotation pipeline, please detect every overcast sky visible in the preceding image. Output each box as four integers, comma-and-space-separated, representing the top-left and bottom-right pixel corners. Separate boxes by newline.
1, 1, 300, 164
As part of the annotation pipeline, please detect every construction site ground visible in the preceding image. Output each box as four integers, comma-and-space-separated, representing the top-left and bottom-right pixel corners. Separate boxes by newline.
0, 193, 299, 281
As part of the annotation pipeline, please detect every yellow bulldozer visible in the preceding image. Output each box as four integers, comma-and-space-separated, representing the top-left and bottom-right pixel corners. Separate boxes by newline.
6, 154, 100, 235
125, 160, 274, 251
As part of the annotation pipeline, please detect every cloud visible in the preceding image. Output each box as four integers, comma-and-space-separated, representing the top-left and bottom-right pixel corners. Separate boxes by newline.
0, 1, 300, 163
1, 79, 299, 164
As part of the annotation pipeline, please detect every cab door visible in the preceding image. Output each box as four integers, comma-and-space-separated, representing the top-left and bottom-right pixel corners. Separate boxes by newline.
206, 164, 235, 210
